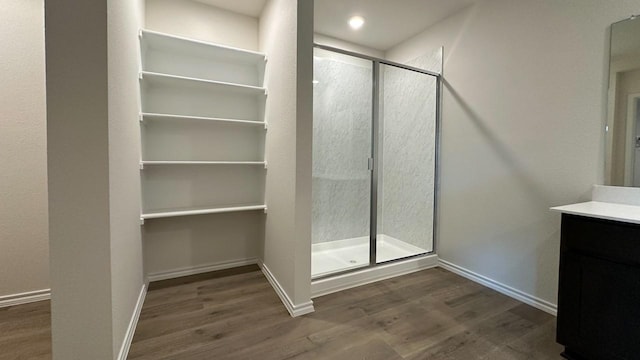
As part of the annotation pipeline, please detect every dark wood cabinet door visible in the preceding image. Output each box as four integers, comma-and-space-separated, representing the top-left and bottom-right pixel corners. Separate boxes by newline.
558, 252, 640, 359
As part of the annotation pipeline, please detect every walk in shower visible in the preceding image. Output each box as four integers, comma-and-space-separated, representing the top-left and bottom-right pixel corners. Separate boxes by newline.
312, 45, 441, 278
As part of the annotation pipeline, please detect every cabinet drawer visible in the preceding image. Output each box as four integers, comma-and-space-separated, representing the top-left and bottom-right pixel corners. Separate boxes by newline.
561, 214, 640, 265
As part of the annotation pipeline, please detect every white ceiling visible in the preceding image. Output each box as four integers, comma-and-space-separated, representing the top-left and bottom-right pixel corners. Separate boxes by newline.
193, 0, 267, 17
315, 0, 476, 51
190, 0, 474, 51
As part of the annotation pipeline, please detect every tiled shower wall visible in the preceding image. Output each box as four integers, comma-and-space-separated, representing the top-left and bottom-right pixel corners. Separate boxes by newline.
312, 52, 372, 244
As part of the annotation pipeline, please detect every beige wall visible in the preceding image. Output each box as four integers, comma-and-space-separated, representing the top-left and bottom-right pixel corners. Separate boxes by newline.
260, 0, 297, 301
294, 0, 314, 307
0, 0, 49, 299
46, 0, 145, 357
46, 0, 114, 357
260, 0, 313, 310
107, 0, 146, 356
387, 0, 640, 309
146, 0, 259, 50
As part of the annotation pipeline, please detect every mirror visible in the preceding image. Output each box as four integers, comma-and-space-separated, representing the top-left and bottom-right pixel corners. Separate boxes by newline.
605, 16, 640, 187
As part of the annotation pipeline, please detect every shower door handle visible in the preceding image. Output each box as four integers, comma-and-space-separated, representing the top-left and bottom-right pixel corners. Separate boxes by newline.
368, 158, 374, 171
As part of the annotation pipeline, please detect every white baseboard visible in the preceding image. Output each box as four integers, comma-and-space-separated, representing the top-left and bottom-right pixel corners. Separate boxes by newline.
117, 283, 147, 360
0, 289, 50, 308
311, 254, 439, 298
257, 262, 315, 317
147, 258, 258, 282
438, 259, 557, 316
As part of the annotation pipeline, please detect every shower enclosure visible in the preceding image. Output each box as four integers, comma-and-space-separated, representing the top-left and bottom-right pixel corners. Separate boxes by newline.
312, 45, 441, 278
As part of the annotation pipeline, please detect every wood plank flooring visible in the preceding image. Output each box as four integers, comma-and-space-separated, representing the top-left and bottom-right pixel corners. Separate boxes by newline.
129, 267, 563, 359
0, 300, 51, 360
0, 267, 563, 359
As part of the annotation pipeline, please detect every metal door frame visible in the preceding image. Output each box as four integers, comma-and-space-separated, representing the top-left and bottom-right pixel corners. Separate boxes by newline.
312, 43, 442, 280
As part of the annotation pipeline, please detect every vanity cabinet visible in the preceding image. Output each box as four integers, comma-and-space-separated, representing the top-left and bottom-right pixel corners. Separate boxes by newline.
557, 214, 640, 360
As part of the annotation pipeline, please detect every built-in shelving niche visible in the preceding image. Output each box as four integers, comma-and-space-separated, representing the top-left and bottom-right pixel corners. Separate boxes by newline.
141, 117, 265, 162
138, 29, 267, 222
141, 164, 266, 215
141, 29, 266, 87
139, 71, 266, 123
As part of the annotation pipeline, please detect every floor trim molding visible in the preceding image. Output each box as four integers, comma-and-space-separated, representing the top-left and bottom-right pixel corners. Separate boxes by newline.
311, 254, 439, 298
258, 262, 315, 317
117, 283, 147, 360
0, 289, 50, 308
438, 259, 557, 316
147, 258, 258, 282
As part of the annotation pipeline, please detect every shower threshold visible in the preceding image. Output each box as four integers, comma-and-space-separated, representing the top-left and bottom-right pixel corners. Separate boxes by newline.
311, 235, 429, 278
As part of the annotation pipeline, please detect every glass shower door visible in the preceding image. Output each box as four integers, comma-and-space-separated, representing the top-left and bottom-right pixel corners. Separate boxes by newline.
376, 63, 437, 263
311, 48, 373, 278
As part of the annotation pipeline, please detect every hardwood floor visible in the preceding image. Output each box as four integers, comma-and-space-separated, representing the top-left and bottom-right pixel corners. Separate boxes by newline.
0, 300, 51, 360
129, 267, 563, 359
0, 267, 563, 359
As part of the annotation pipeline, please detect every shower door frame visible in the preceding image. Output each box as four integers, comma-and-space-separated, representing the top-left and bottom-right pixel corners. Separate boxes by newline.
312, 43, 442, 280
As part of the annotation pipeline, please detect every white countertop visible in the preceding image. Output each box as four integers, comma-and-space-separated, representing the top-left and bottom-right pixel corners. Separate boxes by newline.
551, 201, 640, 225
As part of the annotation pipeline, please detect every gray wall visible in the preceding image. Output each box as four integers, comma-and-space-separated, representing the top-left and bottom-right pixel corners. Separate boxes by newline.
0, 0, 49, 300
386, 0, 640, 308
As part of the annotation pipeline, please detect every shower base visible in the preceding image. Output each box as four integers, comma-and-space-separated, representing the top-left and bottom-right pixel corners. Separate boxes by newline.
311, 235, 429, 278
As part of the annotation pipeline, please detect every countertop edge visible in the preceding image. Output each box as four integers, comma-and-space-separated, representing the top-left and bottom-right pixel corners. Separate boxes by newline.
550, 201, 640, 225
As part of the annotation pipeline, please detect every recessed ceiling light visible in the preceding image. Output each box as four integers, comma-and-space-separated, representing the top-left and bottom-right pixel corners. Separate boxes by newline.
349, 16, 365, 30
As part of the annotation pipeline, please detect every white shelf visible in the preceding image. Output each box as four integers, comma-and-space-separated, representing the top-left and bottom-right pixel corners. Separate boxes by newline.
141, 113, 266, 128
140, 71, 267, 95
141, 161, 266, 168
140, 29, 266, 66
138, 29, 268, 227
141, 204, 267, 220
